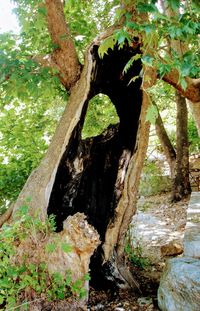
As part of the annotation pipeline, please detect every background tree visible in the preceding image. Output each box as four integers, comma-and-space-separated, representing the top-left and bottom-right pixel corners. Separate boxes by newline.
154, 90, 191, 201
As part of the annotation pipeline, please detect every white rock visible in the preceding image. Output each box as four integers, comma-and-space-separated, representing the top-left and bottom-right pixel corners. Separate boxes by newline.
158, 257, 200, 311
183, 192, 200, 258
130, 212, 184, 263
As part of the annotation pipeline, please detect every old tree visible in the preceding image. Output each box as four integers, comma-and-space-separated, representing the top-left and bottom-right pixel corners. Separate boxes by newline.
0, 0, 199, 308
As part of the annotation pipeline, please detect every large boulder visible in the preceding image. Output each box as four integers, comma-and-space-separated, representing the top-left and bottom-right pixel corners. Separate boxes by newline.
130, 212, 183, 263
183, 192, 200, 258
158, 257, 200, 311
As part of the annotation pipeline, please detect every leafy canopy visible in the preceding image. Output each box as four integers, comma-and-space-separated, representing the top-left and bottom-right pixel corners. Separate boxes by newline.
0, 0, 199, 212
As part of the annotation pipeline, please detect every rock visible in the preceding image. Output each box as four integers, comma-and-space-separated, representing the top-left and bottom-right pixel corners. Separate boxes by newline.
94, 303, 105, 310
130, 212, 184, 263
137, 297, 153, 307
161, 241, 183, 257
158, 257, 200, 311
183, 192, 200, 258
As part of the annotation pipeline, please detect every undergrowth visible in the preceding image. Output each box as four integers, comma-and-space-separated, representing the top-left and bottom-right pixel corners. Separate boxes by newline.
0, 200, 89, 310
125, 229, 150, 269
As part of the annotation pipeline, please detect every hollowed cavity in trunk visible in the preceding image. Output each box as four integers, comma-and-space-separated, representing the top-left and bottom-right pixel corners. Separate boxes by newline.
47, 43, 143, 287
82, 93, 119, 139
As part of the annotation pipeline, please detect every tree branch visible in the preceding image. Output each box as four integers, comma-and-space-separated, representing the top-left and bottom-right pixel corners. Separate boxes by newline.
45, 0, 81, 90
162, 71, 200, 103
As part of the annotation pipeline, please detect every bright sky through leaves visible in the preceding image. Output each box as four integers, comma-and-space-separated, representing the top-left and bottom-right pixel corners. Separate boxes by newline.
0, 0, 19, 33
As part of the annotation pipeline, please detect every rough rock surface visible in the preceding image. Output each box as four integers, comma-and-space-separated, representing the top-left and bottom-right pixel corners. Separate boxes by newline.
158, 192, 200, 311
130, 211, 184, 263
158, 257, 200, 311
183, 192, 200, 258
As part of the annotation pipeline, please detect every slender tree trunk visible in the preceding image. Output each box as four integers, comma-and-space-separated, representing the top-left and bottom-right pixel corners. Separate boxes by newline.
155, 109, 176, 179
172, 91, 191, 201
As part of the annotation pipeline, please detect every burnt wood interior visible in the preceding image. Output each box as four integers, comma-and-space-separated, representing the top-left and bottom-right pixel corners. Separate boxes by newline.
47, 43, 143, 288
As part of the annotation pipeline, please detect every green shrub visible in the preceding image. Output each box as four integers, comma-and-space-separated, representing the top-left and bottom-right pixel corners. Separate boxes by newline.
0, 202, 88, 310
125, 240, 150, 269
139, 161, 171, 196
188, 117, 200, 153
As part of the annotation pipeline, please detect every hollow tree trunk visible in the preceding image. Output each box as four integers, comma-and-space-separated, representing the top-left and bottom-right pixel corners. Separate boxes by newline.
7, 33, 151, 294
172, 91, 191, 201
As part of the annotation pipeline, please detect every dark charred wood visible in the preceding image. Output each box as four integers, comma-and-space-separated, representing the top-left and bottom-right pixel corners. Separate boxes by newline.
47, 42, 143, 289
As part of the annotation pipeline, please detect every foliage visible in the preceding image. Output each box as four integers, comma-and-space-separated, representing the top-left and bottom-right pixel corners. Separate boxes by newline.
64, 0, 119, 60
139, 160, 171, 196
145, 104, 158, 125
82, 94, 119, 139
0, 0, 121, 211
0, 203, 88, 310
188, 117, 200, 153
0, 0, 199, 213
98, 0, 200, 89
125, 235, 150, 269
0, 30, 67, 212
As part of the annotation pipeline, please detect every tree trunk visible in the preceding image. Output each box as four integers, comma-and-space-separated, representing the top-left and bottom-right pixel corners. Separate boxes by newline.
155, 109, 176, 179
0, 33, 153, 296
172, 91, 191, 201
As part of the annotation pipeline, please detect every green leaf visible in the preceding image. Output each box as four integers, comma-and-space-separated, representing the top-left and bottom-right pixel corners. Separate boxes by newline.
128, 75, 140, 86
84, 273, 91, 281
114, 29, 131, 48
145, 104, 158, 125
166, 0, 180, 11
38, 7, 47, 16
61, 243, 72, 253
123, 54, 141, 74
158, 64, 171, 78
180, 63, 192, 77
98, 36, 116, 58
179, 77, 187, 90
137, 2, 157, 13
0, 295, 4, 304
141, 55, 154, 66
45, 242, 57, 253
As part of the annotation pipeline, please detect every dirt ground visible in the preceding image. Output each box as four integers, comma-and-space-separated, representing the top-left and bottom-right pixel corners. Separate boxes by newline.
88, 192, 189, 311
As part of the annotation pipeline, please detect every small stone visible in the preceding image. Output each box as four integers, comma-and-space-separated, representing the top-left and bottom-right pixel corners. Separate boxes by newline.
137, 297, 153, 306
94, 303, 105, 310
161, 242, 183, 256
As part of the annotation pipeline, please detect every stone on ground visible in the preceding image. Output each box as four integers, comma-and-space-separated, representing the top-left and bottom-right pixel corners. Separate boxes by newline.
130, 212, 183, 263
158, 257, 200, 311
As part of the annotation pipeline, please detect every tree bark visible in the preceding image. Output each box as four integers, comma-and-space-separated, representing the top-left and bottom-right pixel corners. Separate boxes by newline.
45, 0, 81, 89
1, 31, 151, 292
155, 108, 176, 178
162, 72, 200, 103
172, 91, 191, 201
2, 1, 197, 303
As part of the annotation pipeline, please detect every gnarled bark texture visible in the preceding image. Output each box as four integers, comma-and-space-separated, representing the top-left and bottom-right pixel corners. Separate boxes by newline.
7, 32, 152, 292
